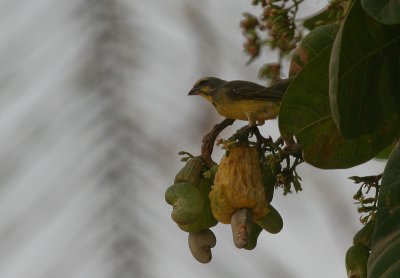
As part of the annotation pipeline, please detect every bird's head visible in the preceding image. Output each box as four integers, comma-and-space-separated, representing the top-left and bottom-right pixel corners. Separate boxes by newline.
188, 77, 226, 102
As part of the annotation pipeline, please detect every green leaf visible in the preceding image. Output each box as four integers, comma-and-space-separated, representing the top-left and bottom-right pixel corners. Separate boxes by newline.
329, 0, 400, 139
362, 0, 400, 25
279, 24, 400, 169
368, 142, 400, 277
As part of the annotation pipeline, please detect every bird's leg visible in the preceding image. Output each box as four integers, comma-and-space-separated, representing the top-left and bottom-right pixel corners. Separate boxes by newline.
245, 112, 256, 127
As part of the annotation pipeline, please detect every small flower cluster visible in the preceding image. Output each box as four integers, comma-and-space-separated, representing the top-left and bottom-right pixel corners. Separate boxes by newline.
350, 175, 381, 224
262, 138, 303, 195
261, 3, 300, 54
240, 0, 304, 82
240, 0, 350, 84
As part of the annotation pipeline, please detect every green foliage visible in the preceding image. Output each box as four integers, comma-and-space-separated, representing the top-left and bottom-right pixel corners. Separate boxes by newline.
280, 24, 398, 168
362, 0, 400, 25
280, 32, 341, 168
367, 143, 400, 277
329, 0, 400, 139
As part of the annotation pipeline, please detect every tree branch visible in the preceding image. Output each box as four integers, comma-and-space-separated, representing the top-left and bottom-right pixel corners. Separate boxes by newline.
201, 118, 235, 168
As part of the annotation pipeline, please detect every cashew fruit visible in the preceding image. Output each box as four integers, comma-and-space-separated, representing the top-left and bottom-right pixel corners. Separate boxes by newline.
188, 229, 216, 264
231, 208, 253, 248
256, 204, 283, 234
230, 208, 265, 250
244, 222, 263, 250
174, 157, 204, 185
345, 244, 369, 278
178, 177, 218, 233
209, 145, 268, 224
353, 220, 375, 250
165, 182, 204, 225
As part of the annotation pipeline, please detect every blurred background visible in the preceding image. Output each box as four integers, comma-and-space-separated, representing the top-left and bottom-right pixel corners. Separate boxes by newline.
0, 0, 386, 277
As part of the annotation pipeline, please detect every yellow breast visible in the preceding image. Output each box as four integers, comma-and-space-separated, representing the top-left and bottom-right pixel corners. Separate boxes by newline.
214, 98, 280, 121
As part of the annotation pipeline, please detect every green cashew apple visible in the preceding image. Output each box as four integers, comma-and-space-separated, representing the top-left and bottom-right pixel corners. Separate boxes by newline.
174, 157, 203, 185
165, 182, 204, 225
345, 244, 369, 278
178, 176, 218, 233
353, 220, 375, 250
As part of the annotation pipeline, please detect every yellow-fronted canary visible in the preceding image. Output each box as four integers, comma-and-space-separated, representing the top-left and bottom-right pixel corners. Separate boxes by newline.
188, 77, 291, 126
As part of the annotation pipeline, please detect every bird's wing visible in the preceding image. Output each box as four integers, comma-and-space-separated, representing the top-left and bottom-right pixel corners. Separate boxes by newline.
224, 79, 290, 101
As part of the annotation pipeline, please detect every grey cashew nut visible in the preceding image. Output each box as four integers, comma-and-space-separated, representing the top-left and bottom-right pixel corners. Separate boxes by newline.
188, 229, 216, 263
231, 208, 253, 248
256, 204, 283, 234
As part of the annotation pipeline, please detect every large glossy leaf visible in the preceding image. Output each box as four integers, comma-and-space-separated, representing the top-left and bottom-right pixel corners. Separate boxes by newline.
362, 0, 400, 25
279, 24, 400, 169
329, 0, 400, 139
368, 143, 400, 277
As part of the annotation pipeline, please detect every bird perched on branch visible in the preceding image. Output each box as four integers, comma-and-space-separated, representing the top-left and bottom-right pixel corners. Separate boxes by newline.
188, 77, 291, 126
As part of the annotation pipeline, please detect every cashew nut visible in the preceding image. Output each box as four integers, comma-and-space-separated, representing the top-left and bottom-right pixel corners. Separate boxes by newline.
188, 229, 216, 263
231, 208, 253, 248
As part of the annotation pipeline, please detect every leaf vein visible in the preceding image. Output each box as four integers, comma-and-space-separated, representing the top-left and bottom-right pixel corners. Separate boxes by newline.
296, 115, 331, 134
339, 36, 400, 80
284, 104, 323, 118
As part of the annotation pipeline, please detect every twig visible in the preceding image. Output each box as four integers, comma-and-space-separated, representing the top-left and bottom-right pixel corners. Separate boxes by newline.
201, 118, 235, 168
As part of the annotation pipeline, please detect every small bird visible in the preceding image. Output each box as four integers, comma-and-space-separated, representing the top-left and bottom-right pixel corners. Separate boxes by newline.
188, 77, 290, 126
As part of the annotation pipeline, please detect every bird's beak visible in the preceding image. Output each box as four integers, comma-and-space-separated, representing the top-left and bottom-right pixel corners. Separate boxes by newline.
188, 88, 200, 95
